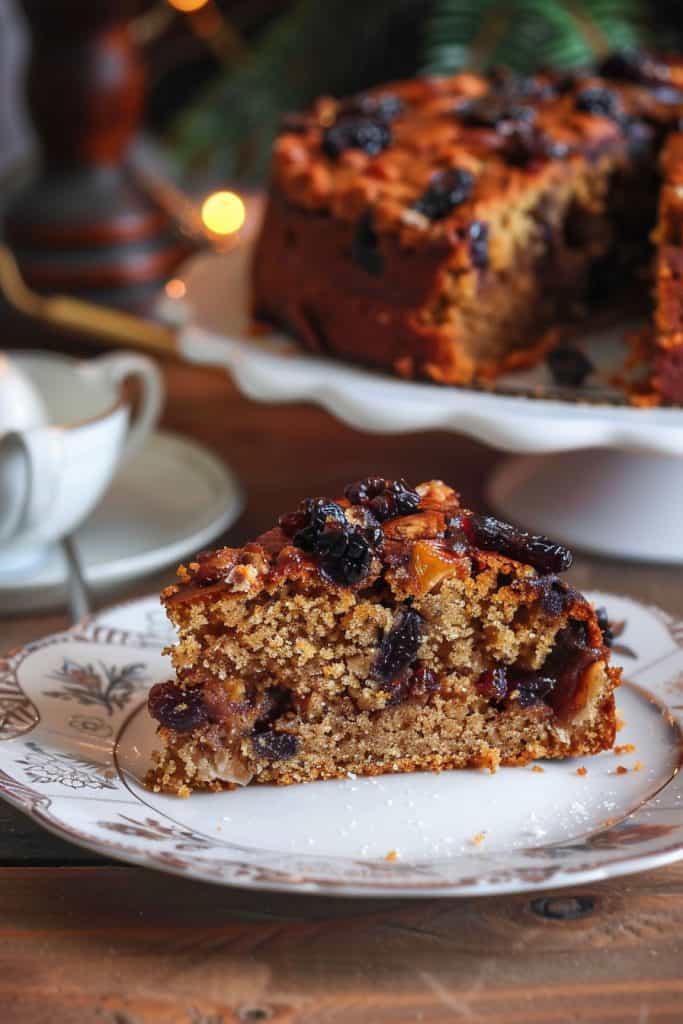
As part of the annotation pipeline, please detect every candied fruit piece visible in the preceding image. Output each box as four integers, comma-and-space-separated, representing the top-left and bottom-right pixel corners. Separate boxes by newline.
546, 345, 594, 388
386, 663, 440, 706
341, 92, 403, 122
316, 522, 375, 585
148, 682, 208, 732
345, 477, 420, 520
596, 606, 613, 647
351, 212, 383, 275
409, 540, 459, 596
322, 115, 391, 158
574, 87, 623, 123
407, 664, 440, 702
466, 514, 573, 574
528, 575, 576, 616
460, 95, 535, 130
544, 620, 602, 717
252, 731, 299, 761
476, 666, 508, 702
374, 608, 423, 682
281, 496, 380, 586
511, 671, 556, 708
289, 498, 347, 548
500, 124, 568, 167
597, 49, 670, 86
412, 169, 474, 221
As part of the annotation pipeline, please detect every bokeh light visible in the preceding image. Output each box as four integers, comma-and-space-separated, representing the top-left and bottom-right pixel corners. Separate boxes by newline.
167, 0, 210, 12
165, 278, 187, 300
201, 191, 246, 237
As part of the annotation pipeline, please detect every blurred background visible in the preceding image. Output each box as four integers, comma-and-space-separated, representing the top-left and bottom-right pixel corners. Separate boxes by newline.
0, 0, 679, 318
1, 0, 682, 189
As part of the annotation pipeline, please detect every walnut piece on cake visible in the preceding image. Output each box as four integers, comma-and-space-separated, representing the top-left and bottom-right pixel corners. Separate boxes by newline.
147, 478, 620, 795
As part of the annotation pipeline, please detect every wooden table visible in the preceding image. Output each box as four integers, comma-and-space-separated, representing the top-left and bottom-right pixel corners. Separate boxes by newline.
2, 357, 683, 1023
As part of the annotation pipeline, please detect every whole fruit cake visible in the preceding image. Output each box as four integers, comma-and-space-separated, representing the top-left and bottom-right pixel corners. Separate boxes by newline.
251, 50, 683, 402
147, 479, 620, 795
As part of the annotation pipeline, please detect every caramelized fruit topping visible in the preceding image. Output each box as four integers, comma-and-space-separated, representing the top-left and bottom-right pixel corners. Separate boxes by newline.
462, 514, 573, 574
412, 168, 475, 220
322, 115, 391, 158
345, 477, 420, 521
280, 497, 380, 586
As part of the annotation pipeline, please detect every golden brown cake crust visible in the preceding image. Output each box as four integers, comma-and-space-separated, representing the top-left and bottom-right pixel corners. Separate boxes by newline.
252, 55, 683, 394
148, 478, 620, 795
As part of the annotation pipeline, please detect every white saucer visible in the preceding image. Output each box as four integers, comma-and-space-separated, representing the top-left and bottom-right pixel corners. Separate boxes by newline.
0, 430, 244, 615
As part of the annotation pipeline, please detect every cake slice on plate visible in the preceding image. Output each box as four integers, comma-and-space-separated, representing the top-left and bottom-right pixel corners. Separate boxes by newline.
147, 479, 620, 795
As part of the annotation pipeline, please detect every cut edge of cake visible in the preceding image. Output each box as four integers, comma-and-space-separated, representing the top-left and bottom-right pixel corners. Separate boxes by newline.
146, 478, 620, 796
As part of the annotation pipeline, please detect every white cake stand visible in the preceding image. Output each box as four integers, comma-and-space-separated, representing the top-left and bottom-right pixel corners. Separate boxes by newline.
173, 247, 683, 565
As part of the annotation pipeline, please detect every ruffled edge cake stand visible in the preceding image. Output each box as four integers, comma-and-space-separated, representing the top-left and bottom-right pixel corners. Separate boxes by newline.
173, 246, 683, 564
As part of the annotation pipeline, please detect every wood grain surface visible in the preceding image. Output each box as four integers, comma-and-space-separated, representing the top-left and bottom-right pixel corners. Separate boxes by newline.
2, 864, 683, 1023
1, 354, 683, 1023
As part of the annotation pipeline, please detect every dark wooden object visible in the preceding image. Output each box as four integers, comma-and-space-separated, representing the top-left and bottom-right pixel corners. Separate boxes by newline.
3, 0, 190, 312
3, 353, 683, 1022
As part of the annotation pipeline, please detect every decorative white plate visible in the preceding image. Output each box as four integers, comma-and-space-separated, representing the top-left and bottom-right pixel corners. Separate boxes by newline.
0, 430, 244, 614
1, 590, 682, 897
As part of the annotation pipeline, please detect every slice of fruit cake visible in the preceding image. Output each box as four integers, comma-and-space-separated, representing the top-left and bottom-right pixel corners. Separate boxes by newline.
147, 478, 619, 795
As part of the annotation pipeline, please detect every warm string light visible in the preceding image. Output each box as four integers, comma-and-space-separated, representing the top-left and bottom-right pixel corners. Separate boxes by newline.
165, 0, 246, 62
201, 191, 246, 237
167, 0, 210, 12
165, 278, 187, 300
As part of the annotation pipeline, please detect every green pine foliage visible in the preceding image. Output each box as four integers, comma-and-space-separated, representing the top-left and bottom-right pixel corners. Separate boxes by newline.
423, 0, 643, 74
173, 0, 647, 181
173, 0, 425, 180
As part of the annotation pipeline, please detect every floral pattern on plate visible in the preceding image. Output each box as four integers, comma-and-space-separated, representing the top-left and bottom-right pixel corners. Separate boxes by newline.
0, 591, 681, 898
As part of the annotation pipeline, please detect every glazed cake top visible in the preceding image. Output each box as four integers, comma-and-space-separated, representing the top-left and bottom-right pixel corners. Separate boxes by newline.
269, 51, 683, 247
163, 478, 599, 639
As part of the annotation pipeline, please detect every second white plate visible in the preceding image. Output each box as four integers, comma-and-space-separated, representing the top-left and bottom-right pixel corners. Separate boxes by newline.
0, 430, 243, 614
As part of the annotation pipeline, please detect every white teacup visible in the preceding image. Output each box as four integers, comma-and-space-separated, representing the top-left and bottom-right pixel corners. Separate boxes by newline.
0, 350, 163, 574
0, 352, 48, 431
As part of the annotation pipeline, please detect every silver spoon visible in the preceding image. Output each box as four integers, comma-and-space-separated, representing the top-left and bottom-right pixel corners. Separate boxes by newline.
61, 534, 91, 624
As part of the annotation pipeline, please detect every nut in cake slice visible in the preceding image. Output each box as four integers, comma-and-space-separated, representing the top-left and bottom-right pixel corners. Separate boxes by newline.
147, 478, 620, 795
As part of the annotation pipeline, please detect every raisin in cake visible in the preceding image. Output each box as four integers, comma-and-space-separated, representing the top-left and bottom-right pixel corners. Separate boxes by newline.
252, 50, 683, 400
147, 479, 619, 795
